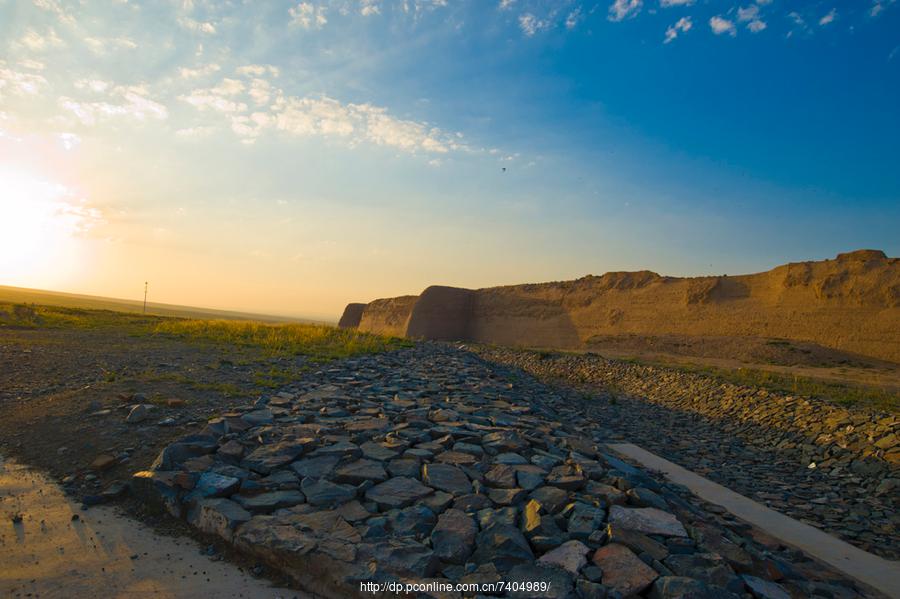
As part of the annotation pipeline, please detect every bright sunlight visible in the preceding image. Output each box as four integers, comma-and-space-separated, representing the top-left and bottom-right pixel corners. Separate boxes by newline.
0, 168, 100, 283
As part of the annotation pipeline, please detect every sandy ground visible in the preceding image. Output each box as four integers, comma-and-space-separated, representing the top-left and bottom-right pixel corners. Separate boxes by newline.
0, 457, 305, 599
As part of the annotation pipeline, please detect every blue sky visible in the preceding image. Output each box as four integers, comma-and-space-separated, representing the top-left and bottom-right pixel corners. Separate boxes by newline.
1, 0, 898, 318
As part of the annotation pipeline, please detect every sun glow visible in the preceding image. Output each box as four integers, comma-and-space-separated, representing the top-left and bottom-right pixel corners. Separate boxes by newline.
0, 168, 100, 285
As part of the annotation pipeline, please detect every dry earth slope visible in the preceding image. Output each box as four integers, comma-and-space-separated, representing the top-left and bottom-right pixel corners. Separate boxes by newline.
340, 250, 900, 363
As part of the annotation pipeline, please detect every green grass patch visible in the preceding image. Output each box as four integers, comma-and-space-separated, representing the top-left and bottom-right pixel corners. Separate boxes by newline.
152, 319, 411, 360
0, 301, 159, 331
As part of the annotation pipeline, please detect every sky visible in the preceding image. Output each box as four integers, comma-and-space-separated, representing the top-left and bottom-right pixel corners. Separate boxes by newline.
0, 0, 898, 321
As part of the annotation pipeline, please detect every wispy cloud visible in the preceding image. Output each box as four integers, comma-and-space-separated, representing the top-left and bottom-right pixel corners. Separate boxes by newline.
16, 27, 64, 51
289, 3, 328, 29
179, 63, 221, 79
0, 64, 48, 96
660, 0, 693, 7
608, 0, 642, 22
709, 15, 736, 37
519, 13, 549, 36
32, 0, 76, 26
565, 7, 583, 30
178, 17, 217, 34
60, 85, 168, 126
819, 8, 836, 26
84, 36, 137, 55
176, 69, 473, 156
360, 0, 382, 17
737, 5, 766, 33
664, 16, 692, 44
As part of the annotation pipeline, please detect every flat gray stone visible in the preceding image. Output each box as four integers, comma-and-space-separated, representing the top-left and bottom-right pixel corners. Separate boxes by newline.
609, 505, 688, 538
422, 463, 472, 495
537, 539, 590, 575
300, 477, 356, 507
431, 508, 477, 564
365, 476, 434, 509
332, 459, 388, 485
233, 490, 305, 514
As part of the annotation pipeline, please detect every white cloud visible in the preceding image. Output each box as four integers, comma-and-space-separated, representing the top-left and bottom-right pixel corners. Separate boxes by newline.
819, 8, 836, 25
566, 7, 583, 30
519, 13, 549, 36
19, 59, 46, 71
32, 0, 76, 26
664, 16, 692, 43
179, 63, 221, 79
236, 64, 280, 78
747, 19, 766, 32
176, 125, 216, 139
289, 3, 328, 28
59, 85, 167, 126
17, 27, 64, 51
0, 66, 48, 96
58, 132, 81, 150
737, 5, 766, 32
74, 79, 112, 93
360, 0, 381, 16
608, 0, 642, 22
499, 0, 516, 9
178, 17, 216, 34
737, 5, 758, 21
181, 94, 247, 113
84, 36, 137, 55
247, 79, 274, 105
660, 0, 693, 6
869, 0, 895, 17
709, 15, 736, 36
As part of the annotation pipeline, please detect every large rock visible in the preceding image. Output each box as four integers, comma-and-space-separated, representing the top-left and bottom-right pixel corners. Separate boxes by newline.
300, 477, 356, 507
537, 540, 589, 575
332, 459, 388, 485
233, 490, 305, 513
431, 508, 477, 564
359, 539, 439, 578
608, 505, 688, 538
291, 455, 340, 479
386, 504, 437, 538
241, 439, 314, 475
567, 503, 605, 540
592, 543, 659, 597
186, 498, 252, 542
422, 463, 472, 495
663, 553, 742, 593
131, 470, 183, 518
471, 524, 534, 573
184, 471, 241, 502
365, 476, 434, 509
606, 523, 669, 561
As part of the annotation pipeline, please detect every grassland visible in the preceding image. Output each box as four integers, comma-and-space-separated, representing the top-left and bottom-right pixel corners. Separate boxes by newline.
0, 301, 408, 361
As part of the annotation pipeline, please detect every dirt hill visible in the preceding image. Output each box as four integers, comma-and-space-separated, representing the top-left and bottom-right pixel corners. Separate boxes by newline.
340, 250, 900, 363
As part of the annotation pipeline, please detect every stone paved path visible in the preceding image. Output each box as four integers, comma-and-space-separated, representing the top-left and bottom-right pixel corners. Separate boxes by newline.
477, 347, 899, 561
135, 344, 882, 598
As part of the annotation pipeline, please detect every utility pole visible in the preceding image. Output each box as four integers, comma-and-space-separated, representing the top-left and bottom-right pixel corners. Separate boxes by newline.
143, 281, 148, 314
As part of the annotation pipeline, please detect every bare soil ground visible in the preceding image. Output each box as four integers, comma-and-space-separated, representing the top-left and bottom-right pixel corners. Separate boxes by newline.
0, 326, 312, 487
